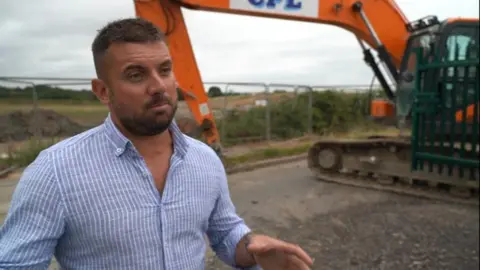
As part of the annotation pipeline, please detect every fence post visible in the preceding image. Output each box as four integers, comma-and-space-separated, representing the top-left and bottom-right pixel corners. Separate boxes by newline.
221, 84, 230, 144
307, 86, 313, 135
265, 85, 271, 141
31, 83, 40, 140
292, 86, 299, 109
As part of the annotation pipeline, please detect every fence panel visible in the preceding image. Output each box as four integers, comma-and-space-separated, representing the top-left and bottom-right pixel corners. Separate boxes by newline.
0, 77, 96, 174
308, 85, 376, 136
411, 45, 479, 181
265, 84, 312, 141
1, 76, 384, 169
205, 82, 270, 146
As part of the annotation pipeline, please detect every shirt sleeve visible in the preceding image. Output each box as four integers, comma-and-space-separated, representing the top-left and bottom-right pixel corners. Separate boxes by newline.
205, 156, 260, 270
0, 150, 65, 269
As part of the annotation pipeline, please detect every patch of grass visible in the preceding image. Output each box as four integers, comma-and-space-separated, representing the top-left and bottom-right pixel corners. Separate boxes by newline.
2, 137, 311, 171
0, 137, 60, 168
2, 126, 408, 171
0, 100, 108, 126
224, 143, 311, 167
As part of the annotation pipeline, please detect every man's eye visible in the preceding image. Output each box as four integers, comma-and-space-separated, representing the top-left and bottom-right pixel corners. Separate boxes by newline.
161, 68, 171, 74
127, 72, 143, 81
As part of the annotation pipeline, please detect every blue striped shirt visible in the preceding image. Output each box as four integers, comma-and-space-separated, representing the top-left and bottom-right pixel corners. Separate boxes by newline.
0, 114, 257, 270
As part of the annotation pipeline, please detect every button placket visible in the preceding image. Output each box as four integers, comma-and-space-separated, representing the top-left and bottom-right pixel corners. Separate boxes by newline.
125, 150, 161, 204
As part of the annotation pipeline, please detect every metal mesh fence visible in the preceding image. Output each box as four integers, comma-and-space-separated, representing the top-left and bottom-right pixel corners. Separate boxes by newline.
0, 76, 380, 164
0, 77, 94, 164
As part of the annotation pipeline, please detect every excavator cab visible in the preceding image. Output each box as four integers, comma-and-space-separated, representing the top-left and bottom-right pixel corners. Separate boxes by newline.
395, 20, 440, 123
369, 19, 440, 127
400, 19, 478, 115
373, 17, 479, 129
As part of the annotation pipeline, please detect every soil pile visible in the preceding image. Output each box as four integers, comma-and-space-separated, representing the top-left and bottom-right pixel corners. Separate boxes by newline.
0, 109, 86, 143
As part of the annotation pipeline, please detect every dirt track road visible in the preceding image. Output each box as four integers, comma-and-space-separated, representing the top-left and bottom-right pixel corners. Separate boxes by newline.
1, 161, 479, 270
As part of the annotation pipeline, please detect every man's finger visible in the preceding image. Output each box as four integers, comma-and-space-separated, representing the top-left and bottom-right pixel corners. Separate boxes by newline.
286, 253, 311, 270
275, 240, 313, 265
247, 235, 313, 265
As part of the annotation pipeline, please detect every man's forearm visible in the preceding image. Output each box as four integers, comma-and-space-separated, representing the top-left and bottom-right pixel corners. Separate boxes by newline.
235, 232, 257, 267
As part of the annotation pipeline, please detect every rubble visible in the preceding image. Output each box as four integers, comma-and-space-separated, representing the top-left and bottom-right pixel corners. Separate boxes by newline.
0, 109, 86, 143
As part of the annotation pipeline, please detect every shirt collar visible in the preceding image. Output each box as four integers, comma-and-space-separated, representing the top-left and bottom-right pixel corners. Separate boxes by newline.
103, 113, 188, 158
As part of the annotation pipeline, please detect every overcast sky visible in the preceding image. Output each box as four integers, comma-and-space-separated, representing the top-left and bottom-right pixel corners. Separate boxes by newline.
0, 0, 478, 92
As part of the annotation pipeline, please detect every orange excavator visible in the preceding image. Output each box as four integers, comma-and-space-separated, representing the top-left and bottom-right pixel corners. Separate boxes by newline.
133, 0, 479, 203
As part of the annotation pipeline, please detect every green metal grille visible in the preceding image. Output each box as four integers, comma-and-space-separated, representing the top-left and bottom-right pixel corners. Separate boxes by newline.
411, 43, 479, 181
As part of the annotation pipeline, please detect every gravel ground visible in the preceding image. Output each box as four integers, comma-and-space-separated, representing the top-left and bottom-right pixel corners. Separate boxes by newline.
1, 160, 478, 270
205, 161, 479, 270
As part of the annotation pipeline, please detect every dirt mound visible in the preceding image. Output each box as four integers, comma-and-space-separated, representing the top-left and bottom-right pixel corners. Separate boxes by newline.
0, 109, 86, 143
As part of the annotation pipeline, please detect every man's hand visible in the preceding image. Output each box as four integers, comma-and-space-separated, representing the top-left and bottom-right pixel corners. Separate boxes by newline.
247, 234, 313, 270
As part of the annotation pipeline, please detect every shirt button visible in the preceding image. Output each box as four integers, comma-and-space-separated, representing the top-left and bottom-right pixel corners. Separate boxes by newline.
116, 148, 122, 153
143, 172, 149, 178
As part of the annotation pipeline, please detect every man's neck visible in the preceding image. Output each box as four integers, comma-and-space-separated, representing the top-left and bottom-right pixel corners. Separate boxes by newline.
129, 130, 173, 158
111, 118, 174, 158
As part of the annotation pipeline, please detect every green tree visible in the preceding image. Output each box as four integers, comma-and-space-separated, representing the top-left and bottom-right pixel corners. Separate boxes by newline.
208, 86, 222, 97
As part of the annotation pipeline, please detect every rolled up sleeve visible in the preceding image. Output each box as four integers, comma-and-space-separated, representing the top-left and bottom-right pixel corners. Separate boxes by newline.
206, 159, 259, 269
0, 150, 65, 269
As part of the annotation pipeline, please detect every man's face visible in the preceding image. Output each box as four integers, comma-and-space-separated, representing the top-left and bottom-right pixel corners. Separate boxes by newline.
92, 41, 178, 136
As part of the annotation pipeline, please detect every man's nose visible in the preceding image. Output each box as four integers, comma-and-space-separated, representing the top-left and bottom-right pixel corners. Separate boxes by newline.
147, 72, 167, 95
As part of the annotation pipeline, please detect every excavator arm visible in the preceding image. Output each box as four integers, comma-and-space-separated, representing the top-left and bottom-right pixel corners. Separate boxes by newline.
134, 0, 220, 148
133, 0, 413, 148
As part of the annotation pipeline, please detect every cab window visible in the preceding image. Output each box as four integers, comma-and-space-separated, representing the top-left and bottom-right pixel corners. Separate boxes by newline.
440, 24, 478, 109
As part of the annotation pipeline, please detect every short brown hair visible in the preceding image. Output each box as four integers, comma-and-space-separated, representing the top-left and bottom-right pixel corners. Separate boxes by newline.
91, 17, 167, 78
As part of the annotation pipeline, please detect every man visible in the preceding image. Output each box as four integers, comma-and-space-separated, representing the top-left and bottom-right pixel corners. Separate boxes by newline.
0, 18, 313, 269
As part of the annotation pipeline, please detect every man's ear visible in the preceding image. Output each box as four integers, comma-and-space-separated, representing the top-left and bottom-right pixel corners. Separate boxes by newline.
91, 78, 110, 105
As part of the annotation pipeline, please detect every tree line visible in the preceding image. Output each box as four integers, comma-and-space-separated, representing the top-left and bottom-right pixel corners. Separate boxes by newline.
0, 85, 240, 101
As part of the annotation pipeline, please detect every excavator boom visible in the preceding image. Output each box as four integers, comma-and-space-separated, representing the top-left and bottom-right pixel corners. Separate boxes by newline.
171, 0, 409, 66
134, 0, 413, 148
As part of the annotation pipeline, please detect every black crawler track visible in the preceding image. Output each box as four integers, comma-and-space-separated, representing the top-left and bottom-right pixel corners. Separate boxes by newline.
307, 137, 479, 206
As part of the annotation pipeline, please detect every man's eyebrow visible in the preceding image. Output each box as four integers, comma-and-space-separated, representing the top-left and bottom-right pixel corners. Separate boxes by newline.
159, 59, 172, 66
124, 64, 145, 71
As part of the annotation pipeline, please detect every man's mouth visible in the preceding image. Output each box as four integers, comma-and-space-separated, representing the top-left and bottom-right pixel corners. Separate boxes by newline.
148, 100, 171, 113
151, 102, 169, 108
147, 97, 170, 108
